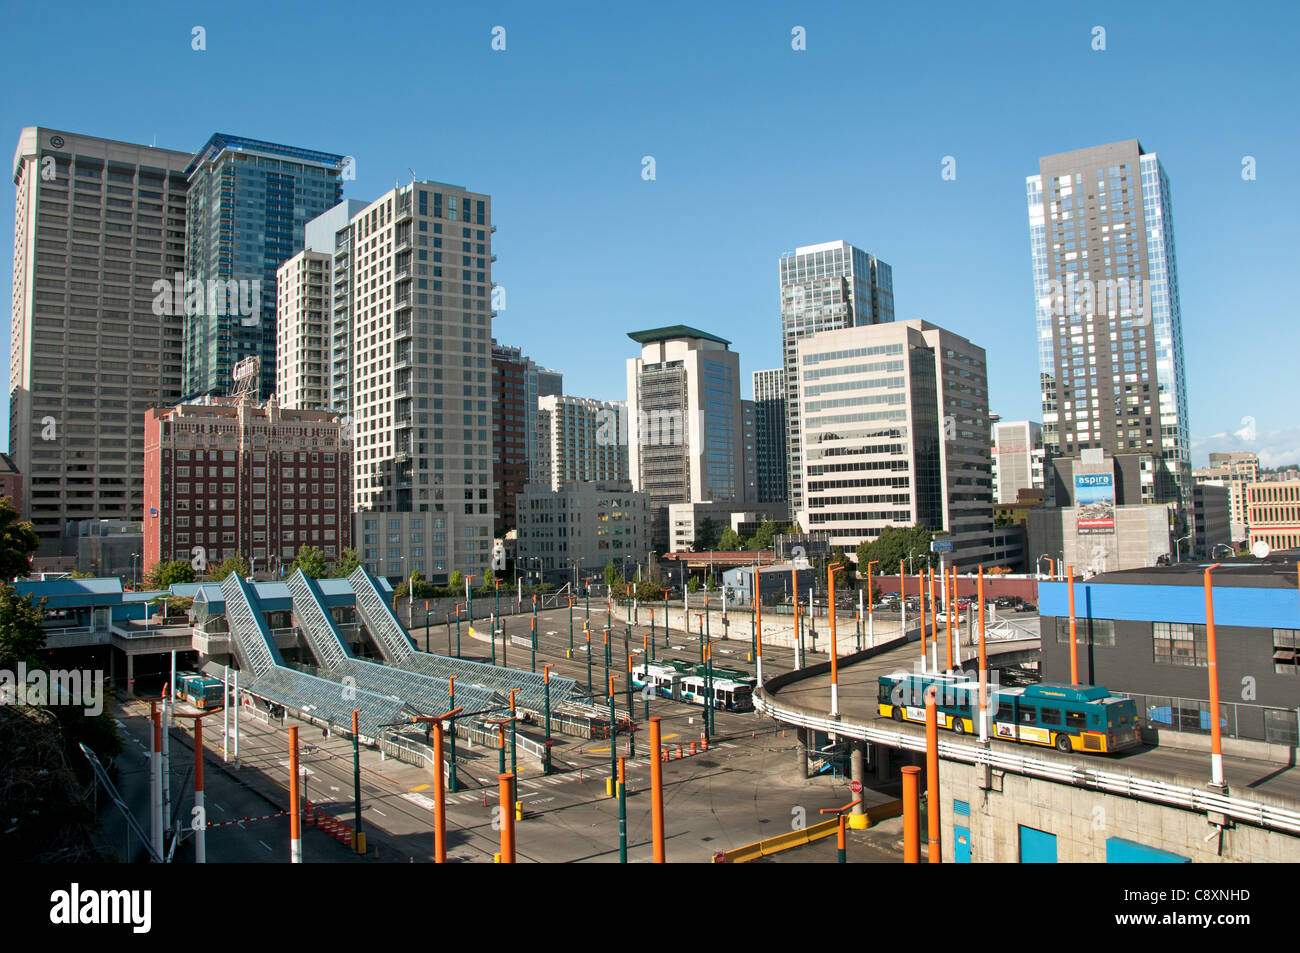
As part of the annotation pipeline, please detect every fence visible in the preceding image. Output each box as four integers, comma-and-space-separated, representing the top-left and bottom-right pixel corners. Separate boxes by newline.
1116, 691, 1299, 746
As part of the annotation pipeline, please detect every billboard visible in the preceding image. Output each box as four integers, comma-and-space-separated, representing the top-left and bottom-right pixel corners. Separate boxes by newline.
1075, 473, 1115, 534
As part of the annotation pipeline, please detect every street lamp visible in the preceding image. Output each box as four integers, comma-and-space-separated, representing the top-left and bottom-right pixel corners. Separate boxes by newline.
1036, 554, 1053, 579
131, 553, 140, 590
1212, 542, 1234, 560
1175, 535, 1191, 563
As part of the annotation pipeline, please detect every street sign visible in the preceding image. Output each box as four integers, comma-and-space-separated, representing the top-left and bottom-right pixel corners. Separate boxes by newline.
850, 780, 862, 794
930, 539, 953, 553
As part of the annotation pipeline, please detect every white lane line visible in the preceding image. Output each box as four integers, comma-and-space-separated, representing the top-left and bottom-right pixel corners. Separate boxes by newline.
401, 792, 437, 811
212, 802, 226, 813
370, 808, 387, 817
258, 840, 272, 852
543, 776, 564, 784
519, 778, 541, 789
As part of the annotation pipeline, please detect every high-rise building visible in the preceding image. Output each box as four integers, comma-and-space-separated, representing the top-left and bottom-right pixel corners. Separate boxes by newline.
490, 343, 562, 535
535, 395, 628, 491
516, 480, 649, 581
142, 394, 351, 575
10, 126, 190, 552
626, 326, 750, 549
275, 250, 332, 410
183, 134, 346, 402
779, 241, 894, 513
330, 181, 495, 582
1193, 450, 1259, 542
753, 368, 787, 504
991, 420, 1045, 504
795, 319, 995, 567
1026, 140, 1191, 515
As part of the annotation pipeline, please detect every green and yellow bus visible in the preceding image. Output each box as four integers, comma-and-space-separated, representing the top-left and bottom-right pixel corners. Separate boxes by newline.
877, 673, 1141, 754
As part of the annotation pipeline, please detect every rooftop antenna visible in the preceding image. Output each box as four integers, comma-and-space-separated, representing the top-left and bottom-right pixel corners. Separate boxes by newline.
409, 167, 417, 183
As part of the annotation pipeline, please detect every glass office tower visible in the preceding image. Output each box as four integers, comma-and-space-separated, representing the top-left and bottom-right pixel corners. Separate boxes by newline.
184, 134, 346, 401
779, 240, 893, 516
1027, 139, 1190, 511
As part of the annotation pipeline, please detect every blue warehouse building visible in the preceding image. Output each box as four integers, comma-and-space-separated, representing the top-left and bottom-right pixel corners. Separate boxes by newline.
1038, 556, 1300, 745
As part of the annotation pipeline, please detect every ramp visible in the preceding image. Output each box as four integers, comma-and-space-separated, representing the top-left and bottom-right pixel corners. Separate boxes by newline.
286, 570, 354, 671
348, 567, 416, 663
219, 573, 284, 679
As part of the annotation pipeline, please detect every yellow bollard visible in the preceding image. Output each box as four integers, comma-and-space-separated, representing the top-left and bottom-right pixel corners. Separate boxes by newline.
494, 852, 502, 863
354, 831, 367, 853
606, 777, 614, 797
515, 801, 523, 821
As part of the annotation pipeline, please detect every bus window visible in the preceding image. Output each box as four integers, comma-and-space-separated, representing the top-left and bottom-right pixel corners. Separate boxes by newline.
996, 701, 1014, 722
1040, 708, 1062, 727
1019, 707, 1038, 725
879, 684, 894, 703
1065, 710, 1087, 730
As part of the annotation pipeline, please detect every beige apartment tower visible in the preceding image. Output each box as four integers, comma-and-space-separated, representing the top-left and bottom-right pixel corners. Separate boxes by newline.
10, 127, 190, 553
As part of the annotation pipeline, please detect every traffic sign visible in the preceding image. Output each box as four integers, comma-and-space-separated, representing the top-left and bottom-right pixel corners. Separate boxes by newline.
850, 780, 862, 793
930, 539, 953, 553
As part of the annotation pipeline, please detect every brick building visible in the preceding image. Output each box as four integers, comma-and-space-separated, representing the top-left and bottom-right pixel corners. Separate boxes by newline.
143, 394, 351, 577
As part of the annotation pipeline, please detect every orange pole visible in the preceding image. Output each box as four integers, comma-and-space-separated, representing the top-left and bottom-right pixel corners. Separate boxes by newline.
929, 568, 937, 671
649, 716, 665, 862
925, 685, 941, 863
754, 567, 763, 682
432, 718, 447, 862
1205, 563, 1224, 788
902, 765, 921, 863
918, 571, 927, 672
945, 566, 954, 672
1067, 564, 1079, 685
498, 773, 515, 862
978, 566, 988, 742
289, 725, 301, 863
828, 563, 840, 715
792, 563, 800, 665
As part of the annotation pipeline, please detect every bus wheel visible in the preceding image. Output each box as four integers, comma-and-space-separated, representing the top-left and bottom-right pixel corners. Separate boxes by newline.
1055, 733, 1072, 752
891, 707, 903, 722
952, 718, 965, 735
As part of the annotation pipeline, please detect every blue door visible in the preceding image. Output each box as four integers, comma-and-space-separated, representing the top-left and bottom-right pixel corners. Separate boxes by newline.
1106, 837, 1190, 863
1019, 825, 1057, 863
954, 799, 971, 863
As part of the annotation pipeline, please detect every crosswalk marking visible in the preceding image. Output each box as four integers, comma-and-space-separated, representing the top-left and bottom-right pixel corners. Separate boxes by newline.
520, 778, 541, 789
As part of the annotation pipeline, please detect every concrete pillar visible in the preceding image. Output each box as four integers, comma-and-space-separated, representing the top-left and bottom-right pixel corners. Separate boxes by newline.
849, 742, 868, 829
126, 653, 134, 696
874, 743, 891, 783
795, 726, 809, 778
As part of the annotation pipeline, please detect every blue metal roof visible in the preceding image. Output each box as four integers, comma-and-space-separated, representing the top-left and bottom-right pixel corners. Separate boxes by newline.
1040, 581, 1300, 629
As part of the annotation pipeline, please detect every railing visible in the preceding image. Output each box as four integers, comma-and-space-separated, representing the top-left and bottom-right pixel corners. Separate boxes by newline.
348, 568, 414, 663
1116, 691, 1300, 746
286, 571, 351, 670
219, 574, 278, 679
755, 686, 1300, 836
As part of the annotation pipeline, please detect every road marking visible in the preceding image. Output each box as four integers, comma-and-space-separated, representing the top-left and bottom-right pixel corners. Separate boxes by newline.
590, 747, 611, 753
719, 742, 736, 748
213, 802, 226, 813
519, 778, 541, 789
259, 840, 272, 852
662, 733, 679, 741
330, 785, 339, 792
543, 776, 564, 784
402, 792, 437, 811
410, 783, 430, 792
277, 760, 314, 776
370, 808, 387, 817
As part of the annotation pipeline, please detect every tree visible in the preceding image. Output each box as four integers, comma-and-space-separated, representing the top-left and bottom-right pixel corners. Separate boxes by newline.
289, 544, 328, 579
687, 576, 700, 594
483, 567, 495, 588
0, 585, 47, 670
718, 528, 743, 551
695, 518, 721, 552
604, 560, 621, 590
206, 555, 250, 582
69, 570, 95, 579
329, 548, 361, 578
857, 525, 936, 575
635, 581, 664, 602
0, 497, 39, 582
449, 570, 463, 591
749, 520, 778, 552
145, 559, 196, 590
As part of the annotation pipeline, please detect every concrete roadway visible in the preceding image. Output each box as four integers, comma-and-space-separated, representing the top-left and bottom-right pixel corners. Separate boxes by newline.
769, 634, 1300, 807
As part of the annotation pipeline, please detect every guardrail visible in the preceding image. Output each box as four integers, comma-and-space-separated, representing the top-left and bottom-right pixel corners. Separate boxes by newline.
753, 688, 1300, 836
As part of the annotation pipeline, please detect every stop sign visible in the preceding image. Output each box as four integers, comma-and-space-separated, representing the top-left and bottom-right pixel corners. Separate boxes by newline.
850, 780, 862, 794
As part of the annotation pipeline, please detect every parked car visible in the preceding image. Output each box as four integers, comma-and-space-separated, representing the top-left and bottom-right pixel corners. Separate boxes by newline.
935, 611, 966, 624
1015, 602, 1037, 613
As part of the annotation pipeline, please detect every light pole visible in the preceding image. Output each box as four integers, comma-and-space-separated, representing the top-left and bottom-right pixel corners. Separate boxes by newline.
131, 553, 140, 590
1036, 554, 1053, 579
1175, 535, 1191, 563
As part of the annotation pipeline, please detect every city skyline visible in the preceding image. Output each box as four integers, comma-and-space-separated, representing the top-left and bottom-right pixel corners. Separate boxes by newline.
4, 4, 1298, 472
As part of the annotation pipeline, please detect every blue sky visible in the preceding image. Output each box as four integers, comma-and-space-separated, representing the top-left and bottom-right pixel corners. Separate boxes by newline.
3, 0, 1297, 465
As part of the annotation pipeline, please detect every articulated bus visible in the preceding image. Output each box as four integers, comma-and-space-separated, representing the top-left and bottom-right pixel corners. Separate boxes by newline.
877, 672, 1141, 754
633, 664, 754, 713
174, 672, 226, 710
664, 659, 757, 690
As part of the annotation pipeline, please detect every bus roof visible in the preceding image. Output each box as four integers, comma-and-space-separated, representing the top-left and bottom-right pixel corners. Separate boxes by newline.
1022, 683, 1111, 703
